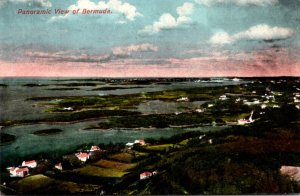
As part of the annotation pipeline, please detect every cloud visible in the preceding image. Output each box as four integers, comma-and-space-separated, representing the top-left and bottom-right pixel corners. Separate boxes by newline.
139, 14, 177, 34
25, 43, 158, 63
0, 0, 52, 7
209, 24, 294, 45
209, 32, 234, 45
177, 2, 194, 16
195, 0, 278, 6
50, 0, 141, 22
140, 2, 194, 34
107, 0, 142, 21
233, 24, 294, 40
112, 43, 158, 56
26, 51, 111, 63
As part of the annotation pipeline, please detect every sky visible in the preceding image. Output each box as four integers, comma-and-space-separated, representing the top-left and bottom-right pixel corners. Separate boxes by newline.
0, 0, 299, 77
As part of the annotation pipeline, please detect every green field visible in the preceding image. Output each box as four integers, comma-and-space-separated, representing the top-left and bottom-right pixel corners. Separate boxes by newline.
144, 144, 175, 151
9, 175, 55, 193
75, 165, 127, 178
93, 159, 136, 171
108, 152, 135, 163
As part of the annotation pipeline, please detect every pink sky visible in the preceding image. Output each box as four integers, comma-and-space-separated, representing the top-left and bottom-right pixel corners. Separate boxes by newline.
1, 57, 299, 77
1, 47, 299, 77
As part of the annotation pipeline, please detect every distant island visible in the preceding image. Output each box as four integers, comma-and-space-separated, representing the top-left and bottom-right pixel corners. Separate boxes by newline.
32, 129, 63, 136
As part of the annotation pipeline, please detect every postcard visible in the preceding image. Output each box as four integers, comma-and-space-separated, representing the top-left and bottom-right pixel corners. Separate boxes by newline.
0, 0, 299, 195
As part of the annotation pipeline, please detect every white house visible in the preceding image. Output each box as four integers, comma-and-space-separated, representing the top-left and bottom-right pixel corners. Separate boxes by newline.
207, 104, 214, 108
238, 119, 252, 125
90, 146, 101, 152
294, 97, 300, 103
261, 104, 267, 109
126, 142, 134, 149
235, 98, 241, 103
176, 97, 189, 102
195, 108, 204, 113
140, 171, 152, 180
63, 107, 73, 111
55, 163, 63, 170
8, 167, 29, 177
134, 140, 146, 146
219, 95, 228, 101
199, 134, 206, 140
75, 152, 90, 162
238, 111, 255, 125
7, 167, 17, 177
280, 166, 300, 182
243, 100, 260, 106
22, 160, 37, 168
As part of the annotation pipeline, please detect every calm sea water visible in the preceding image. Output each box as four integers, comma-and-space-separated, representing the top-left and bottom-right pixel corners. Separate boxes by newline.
0, 77, 241, 167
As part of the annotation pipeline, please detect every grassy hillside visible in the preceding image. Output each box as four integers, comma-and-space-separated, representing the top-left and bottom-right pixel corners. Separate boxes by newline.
116, 121, 300, 195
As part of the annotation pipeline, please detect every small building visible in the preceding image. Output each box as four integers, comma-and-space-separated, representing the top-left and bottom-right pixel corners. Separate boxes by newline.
15, 168, 29, 177
235, 98, 241, 103
243, 100, 260, 106
219, 95, 228, 101
63, 107, 73, 111
261, 104, 267, 109
195, 108, 204, 113
126, 142, 134, 149
54, 163, 62, 170
75, 152, 90, 162
253, 100, 260, 104
207, 104, 214, 108
90, 146, 101, 152
238, 119, 252, 125
211, 121, 217, 127
7, 167, 17, 177
152, 170, 159, 175
294, 97, 300, 103
199, 134, 206, 140
176, 97, 189, 102
22, 160, 37, 168
134, 140, 146, 146
238, 111, 254, 125
140, 171, 152, 180
280, 166, 300, 182
8, 167, 29, 177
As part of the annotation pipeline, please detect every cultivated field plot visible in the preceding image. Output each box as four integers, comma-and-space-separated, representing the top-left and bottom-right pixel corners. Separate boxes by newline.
93, 159, 136, 171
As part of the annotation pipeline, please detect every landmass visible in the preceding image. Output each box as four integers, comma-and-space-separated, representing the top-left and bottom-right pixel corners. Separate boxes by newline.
1, 77, 299, 195
0, 133, 16, 145
32, 129, 63, 136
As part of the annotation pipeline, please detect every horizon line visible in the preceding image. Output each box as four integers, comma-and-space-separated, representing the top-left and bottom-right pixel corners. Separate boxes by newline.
0, 76, 299, 79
